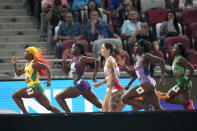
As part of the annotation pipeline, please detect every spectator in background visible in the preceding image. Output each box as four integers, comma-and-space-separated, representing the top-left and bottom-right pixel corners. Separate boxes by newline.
72, 0, 100, 10
56, 11, 83, 58
43, 0, 65, 37
132, 21, 159, 51
85, 10, 120, 59
86, 10, 119, 41
111, 0, 135, 34
71, 0, 101, 23
179, 0, 197, 10
121, 10, 141, 50
82, 0, 110, 25
160, 11, 182, 48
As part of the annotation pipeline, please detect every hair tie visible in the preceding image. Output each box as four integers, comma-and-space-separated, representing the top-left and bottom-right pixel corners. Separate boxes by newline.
113, 44, 116, 49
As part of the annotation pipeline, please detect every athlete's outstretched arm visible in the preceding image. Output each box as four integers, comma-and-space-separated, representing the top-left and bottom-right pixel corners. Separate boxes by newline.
63, 58, 72, 74
116, 55, 136, 77
11, 56, 25, 76
125, 76, 137, 90
144, 53, 165, 85
32, 62, 51, 87
93, 79, 107, 88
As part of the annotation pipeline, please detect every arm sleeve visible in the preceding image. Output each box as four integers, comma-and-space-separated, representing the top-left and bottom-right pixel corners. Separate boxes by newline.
106, 23, 114, 37
121, 20, 127, 34
57, 24, 63, 35
86, 23, 97, 40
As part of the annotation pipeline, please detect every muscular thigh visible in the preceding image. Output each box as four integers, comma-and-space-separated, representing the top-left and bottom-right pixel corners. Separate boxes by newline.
56, 86, 81, 98
124, 83, 154, 99
13, 87, 40, 98
82, 89, 95, 98
179, 89, 190, 102
110, 89, 124, 104
35, 93, 51, 107
168, 86, 182, 99
110, 89, 125, 111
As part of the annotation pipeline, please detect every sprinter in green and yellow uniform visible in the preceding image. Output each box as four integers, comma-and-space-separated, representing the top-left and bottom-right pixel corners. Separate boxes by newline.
12, 46, 61, 114
165, 43, 195, 110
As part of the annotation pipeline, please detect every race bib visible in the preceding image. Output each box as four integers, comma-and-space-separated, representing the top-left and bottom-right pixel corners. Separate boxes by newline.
26, 87, 34, 95
136, 86, 144, 95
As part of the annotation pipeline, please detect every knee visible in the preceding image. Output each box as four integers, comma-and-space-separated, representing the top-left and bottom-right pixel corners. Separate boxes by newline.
121, 96, 128, 104
55, 94, 62, 101
46, 105, 53, 111
95, 102, 102, 109
55, 94, 66, 102
12, 93, 19, 99
102, 105, 109, 112
102, 107, 109, 112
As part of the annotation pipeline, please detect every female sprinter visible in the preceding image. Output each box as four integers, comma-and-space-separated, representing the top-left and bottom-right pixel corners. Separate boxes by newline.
12, 46, 61, 114
165, 43, 194, 110
93, 43, 125, 112
55, 42, 102, 113
117, 39, 166, 110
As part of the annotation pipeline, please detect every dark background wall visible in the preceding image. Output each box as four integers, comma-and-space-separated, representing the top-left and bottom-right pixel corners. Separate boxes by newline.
0, 111, 196, 131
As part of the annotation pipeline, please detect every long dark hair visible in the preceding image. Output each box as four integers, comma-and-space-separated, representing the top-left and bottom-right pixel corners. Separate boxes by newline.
166, 11, 180, 34
136, 39, 151, 53
100, 43, 122, 68
103, 43, 121, 55
176, 43, 189, 60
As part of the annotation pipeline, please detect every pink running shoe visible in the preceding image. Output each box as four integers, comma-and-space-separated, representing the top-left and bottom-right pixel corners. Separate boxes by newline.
186, 100, 195, 110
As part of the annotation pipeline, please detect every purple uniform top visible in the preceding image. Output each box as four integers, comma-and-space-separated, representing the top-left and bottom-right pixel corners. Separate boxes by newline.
71, 56, 85, 75
135, 54, 156, 88
70, 56, 91, 93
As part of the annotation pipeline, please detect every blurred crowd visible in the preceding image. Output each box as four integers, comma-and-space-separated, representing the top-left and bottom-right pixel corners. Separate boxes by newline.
25, 0, 197, 75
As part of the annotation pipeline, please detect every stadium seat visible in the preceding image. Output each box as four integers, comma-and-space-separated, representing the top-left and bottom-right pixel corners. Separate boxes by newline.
147, 9, 169, 33
156, 23, 182, 39
147, 9, 169, 25
181, 9, 197, 36
112, 51, 133, 71
188, 22, 197, 50
62, 40, 93, 60
92, 38, 122, 59
189, 22, 197, 38
193, 35, 197, 51
188, 50, 197, 69
150, 50, 164, 60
